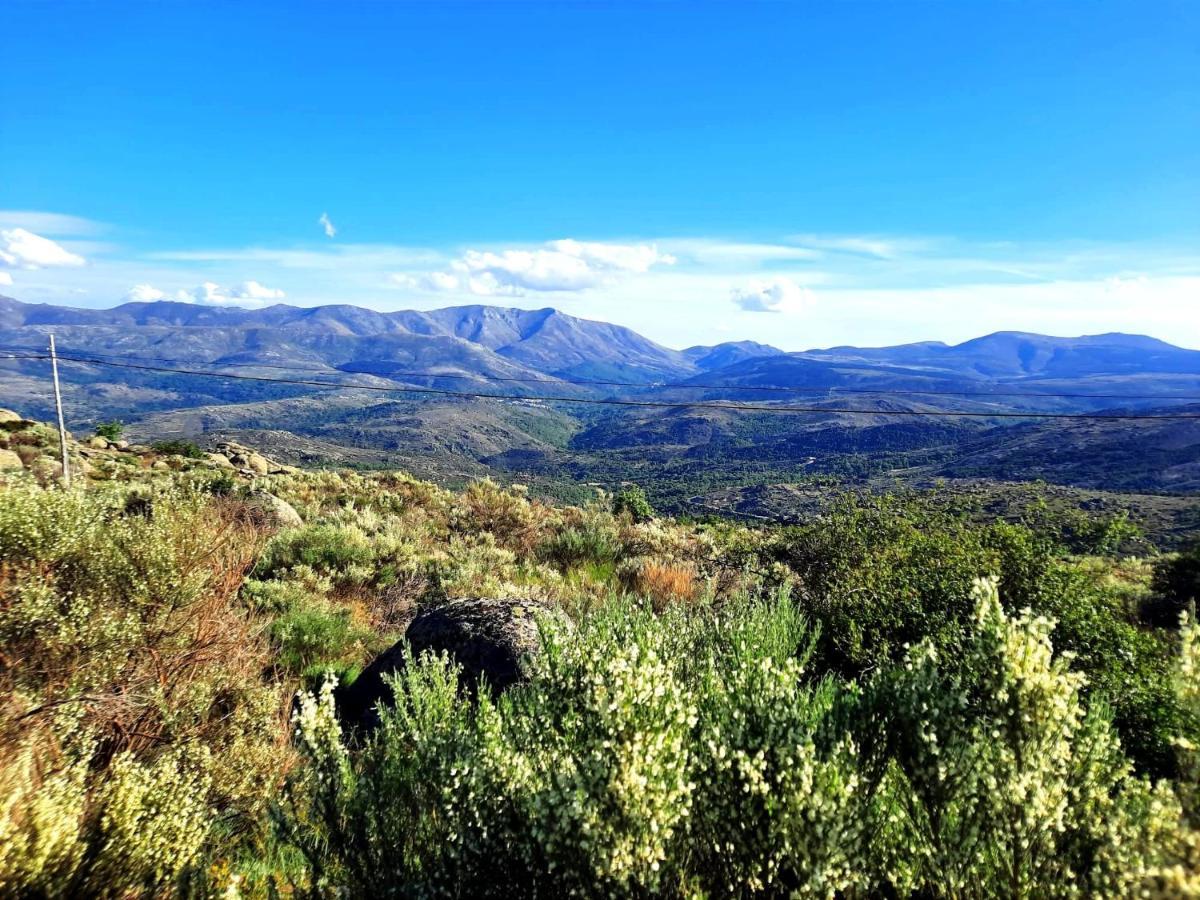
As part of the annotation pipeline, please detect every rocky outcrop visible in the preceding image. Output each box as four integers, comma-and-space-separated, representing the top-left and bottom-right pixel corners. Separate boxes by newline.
337, 597, 568, 729
243, 490, 304, 528
211, 441, 299, 477
0, 407, 303, 487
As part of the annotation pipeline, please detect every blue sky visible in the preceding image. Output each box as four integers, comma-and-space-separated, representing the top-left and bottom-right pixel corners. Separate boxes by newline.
2, 0, 1198, 349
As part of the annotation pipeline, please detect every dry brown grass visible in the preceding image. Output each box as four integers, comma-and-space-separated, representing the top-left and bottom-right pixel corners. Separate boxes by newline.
627, 558, 699, 610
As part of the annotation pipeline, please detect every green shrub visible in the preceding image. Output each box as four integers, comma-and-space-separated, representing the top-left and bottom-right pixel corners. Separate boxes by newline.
271, 601, 370, 674
150, 438, 205, 459
256, 524, 375, 581
0, 484, 283, 895
0, 740, 218, 897
540, 523, 621, 570
1148, 542, 1200, 627
94, 421, 124, 441
859, 577, 1177, 896
612, 485, 654, 523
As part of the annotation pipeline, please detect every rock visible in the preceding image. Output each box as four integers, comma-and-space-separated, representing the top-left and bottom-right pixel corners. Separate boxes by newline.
0, 409, 22, 424
152, 460, 170, 471
0, 449, 24, 470
244, 490, 304, 528
113, 440, 130, 450
337, 597, 567, 729
244, 453, 271, 475
123, 495, 154, 519
206, 452, 236, 469
86, 436, 110, 449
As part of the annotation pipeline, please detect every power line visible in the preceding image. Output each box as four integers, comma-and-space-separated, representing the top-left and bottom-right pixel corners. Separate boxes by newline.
2, 343, 1199, 404
5, 351, 1200, 421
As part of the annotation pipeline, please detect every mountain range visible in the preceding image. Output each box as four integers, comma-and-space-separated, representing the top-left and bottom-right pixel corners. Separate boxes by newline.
1, 294, 1198, 508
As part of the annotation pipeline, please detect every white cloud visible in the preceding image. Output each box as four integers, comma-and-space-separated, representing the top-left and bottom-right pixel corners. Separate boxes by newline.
0, 271, 12, 286
230, 279, 286, 300
403, 239, 674, 296
547, 239, 675, 272
731, 277, 814, 314
0, 228, 86, 269
123, 283, 170, 302
319, 212, 337, 238
183, 281, 284, 306
122, 280, 285, 307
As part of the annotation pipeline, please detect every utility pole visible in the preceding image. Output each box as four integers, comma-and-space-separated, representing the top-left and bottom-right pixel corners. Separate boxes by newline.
49, 334, 71, 487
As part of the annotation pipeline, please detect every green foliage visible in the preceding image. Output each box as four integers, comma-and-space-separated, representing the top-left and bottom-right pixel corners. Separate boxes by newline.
1148, 542, 1200, 627
0, 483, 284, 897
768, 495, 1191, 777
282, 588, 1192, 897
256, 523, 375, 581
271, 600, 372, 675
3, 460, 1198, 895
150, 438, 205, 459
540, 522, 621, 569
93, 420, 124, 441
859, 578, 1174, 896
613, 484, 654, 523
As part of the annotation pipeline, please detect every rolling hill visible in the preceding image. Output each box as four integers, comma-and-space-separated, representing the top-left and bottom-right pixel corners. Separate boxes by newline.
1, 294, 1198, 509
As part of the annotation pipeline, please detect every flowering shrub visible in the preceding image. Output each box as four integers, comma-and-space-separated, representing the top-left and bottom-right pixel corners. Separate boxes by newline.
3, 463, 1197, 895
863, 577, 1180, 896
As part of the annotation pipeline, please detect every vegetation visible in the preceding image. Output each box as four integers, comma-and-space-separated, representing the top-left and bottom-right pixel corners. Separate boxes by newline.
1, 456, 1197, 896
94, 421, 125, 442
150, 439, 206, 460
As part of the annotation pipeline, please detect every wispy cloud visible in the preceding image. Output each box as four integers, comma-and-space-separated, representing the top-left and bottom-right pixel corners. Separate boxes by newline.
0, 228, 86, 269
398, 239, 675, 296
0, 210, 107, 236
319, 212, 337, 239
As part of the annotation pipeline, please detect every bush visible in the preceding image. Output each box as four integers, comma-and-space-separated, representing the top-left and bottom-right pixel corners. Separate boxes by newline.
0, 739, 217, 897
94, 421, 124, 441
280, 586, 1194, 897
150, 439, 205, 459
1149, 543, 1200, 627
271, 600, 371, 675
619, 557, 698, 608
540, 522, 621, 570
256, 524, 375, 581
613, 485, 654, 523
0, 484, 285, 895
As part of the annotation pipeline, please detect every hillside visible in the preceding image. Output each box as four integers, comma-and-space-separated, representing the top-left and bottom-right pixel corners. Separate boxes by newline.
2, 416, 1197, 896
2, 295, 1198, 507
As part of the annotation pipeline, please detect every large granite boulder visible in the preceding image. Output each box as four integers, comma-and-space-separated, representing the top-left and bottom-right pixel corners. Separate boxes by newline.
337, 597, 567, 729
243, 490, 304, 528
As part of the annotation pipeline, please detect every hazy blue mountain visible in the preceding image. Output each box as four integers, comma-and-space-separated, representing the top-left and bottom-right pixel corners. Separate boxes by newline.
681, 340, 786, 371
3, 294, 1198, 502
0, 296, 692, 383
798, 331, 1200, 378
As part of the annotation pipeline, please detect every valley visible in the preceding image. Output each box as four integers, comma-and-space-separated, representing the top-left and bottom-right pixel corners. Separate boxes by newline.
2, 293, 1198, 538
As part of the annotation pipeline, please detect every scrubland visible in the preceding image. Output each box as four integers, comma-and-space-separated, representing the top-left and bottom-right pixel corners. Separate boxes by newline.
1, 456, 1198, 897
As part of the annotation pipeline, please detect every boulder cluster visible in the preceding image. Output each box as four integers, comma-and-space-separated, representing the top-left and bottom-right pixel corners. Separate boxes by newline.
0, 408, 298, 484
207, 440, 300, 477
